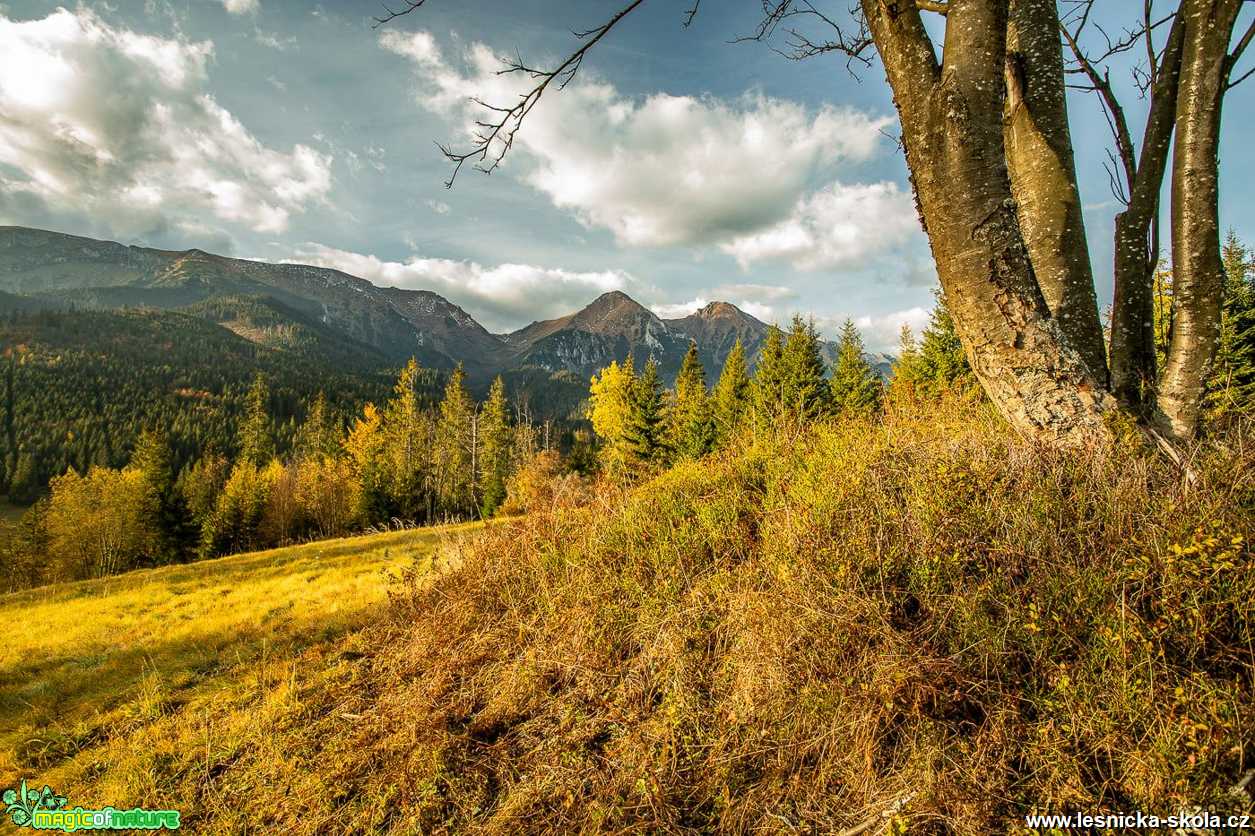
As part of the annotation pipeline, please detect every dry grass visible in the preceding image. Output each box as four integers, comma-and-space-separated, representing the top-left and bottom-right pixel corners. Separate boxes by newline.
4, 400, 1253, 834
0, 522, 484, 827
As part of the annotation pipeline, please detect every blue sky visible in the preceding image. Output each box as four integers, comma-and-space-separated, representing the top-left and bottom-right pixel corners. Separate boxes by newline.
0, 1, 1251, 350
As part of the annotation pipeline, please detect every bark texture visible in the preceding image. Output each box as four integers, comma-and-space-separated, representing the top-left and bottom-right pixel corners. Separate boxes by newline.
863, 0, 1114, 446
1004, 0, 1107, 382
1109, 13, 1186, 407
1158, 0, 1241, 439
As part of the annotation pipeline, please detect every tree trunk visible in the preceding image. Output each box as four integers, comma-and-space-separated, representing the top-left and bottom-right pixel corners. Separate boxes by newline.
1004, 0, 1107, 382
863, 0, 1114, 446
1157, 0, 1241, 440
1109, 12, 1186, 408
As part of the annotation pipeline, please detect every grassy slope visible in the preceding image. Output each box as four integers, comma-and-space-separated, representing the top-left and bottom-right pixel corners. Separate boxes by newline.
0, 523, 484, 826
4, 402, 1253, 833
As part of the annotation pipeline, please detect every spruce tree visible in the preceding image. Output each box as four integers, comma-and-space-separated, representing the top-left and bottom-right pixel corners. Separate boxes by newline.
131, 427, 193, 563
238, 373, 273, 466
779, 315, 831, 419
668, 342, 713, 460
829, 319, 882, 414
1208, 230, 1255, 415
479, 376, 512, 517
918, 292, 972, 394
625, 358, 667, 465
751, 325, 786, 426
712, 339, 751, 445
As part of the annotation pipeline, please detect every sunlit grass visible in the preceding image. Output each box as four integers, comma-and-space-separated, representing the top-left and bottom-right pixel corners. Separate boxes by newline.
0, 522, 483, 820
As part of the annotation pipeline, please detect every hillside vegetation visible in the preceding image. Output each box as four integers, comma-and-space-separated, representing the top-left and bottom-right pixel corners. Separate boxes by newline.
0, 522, 484, 817
8, 398, 1248, 832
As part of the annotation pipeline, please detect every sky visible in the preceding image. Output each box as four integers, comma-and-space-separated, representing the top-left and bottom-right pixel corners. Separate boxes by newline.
0, 1, 1251, 351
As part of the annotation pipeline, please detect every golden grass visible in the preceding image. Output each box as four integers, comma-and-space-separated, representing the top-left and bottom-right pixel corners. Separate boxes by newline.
0, 522, 484, 824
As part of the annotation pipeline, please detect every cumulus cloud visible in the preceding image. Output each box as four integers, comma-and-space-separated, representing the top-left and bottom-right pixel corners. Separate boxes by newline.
720, 181, 919, 271
651, 283, 794, 321
221, 0, 259, 15
285, 243, 638, 333
0, 9, 330, 241
380, 30, 909, 264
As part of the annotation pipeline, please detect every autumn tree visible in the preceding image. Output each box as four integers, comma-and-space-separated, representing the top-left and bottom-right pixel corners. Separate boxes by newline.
385, 0, 1255, 446
588, 356, 639, 475
434, 364, 476, 514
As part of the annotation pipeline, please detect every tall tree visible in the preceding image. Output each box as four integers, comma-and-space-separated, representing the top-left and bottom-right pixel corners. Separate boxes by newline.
588, 357, 638, 475
779, 315, 831, 420
625, 358, 667, 466
238, 373, 273, 466
1208, 231, 1255, 415
829, 319, 882, 414
712, 339, 751, 445
387, 0, 1255, 445
295, 391, 342, 462
383, 358, 430, 518
131, 427, 192, 563
667, 342, 713, 460
434, 364, 475, 514
479, 376, 512, 517
751, 325, 786, 428
1158, 0, 1247, 438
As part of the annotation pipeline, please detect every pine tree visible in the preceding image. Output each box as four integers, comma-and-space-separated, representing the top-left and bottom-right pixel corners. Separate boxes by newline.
1207, 230, 1255, 416
829, 319, 882, 414
238, 373, 273, 466
751, 325, 786, 427
479, 376, 512, 517
130, 427, 192, 563
434, 364, 475, 514
712, 339, 751, 446
779, 315, 831, 419
667, 342, 713, 460
918, 292, 972, 395
625, 358, 667, 466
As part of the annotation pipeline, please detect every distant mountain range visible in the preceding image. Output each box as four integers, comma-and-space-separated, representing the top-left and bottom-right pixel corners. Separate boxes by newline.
0, 226, 893, 396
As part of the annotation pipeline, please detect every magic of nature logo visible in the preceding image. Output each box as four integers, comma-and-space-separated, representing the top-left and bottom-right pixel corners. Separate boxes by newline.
3, 780, 180, 831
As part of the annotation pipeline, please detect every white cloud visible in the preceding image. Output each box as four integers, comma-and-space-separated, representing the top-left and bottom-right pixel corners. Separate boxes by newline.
651, 283, 794, 321
808, 307, 929, 353
0, 9, 330, 240
425, 199, 450, 215
285, 243, 637, 333
221, 0, 259, 15
381, 30, 902, 260
720, 181, 919, 271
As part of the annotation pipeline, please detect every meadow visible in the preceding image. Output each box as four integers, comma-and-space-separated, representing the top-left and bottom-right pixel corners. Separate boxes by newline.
0, 522, 484, 828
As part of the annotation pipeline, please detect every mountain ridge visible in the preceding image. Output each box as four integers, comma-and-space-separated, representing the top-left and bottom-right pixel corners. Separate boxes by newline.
0, 226, 893, 386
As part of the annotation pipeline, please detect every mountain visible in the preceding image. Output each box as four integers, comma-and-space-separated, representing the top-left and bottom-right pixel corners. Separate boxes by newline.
0, 226, 894, 391
0, 226, 502, 378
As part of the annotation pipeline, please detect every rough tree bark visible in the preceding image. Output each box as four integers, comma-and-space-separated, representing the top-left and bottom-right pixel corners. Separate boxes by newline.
863, 0, 1114, 445
1157, 0, 1243, 439
1004, 0, 1107, 382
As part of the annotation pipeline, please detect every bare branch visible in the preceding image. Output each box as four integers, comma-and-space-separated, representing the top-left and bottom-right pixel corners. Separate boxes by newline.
382, 0, 647, 186
1060, 21, 1137, 197
916, 0, 948, 15
371, 0, 428, 29
683, 0, 702, 27
733, 0, 873, 74
1226, 18, 1255, 88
